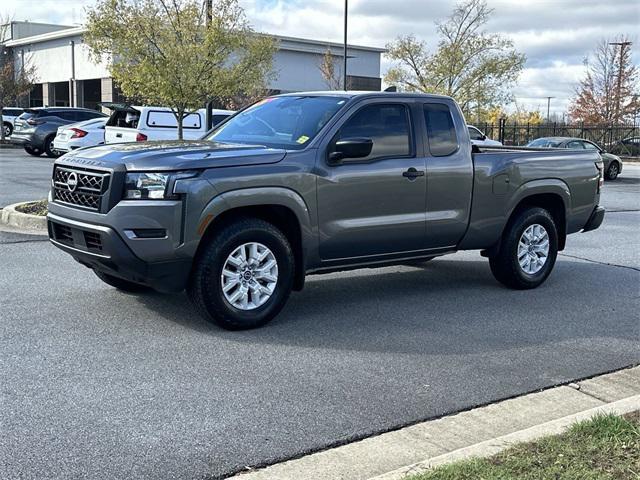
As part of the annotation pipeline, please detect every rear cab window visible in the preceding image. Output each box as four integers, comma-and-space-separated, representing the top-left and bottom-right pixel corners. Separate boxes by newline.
423, 103, 459, 156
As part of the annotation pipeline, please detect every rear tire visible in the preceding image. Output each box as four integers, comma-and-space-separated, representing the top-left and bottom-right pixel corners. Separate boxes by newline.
24, 145, 42, 156
605, 162, 619, 180
94, 270, 151, 293
44, 135, 59, 158
187, 218, 294, 330
489, 207, 558, 289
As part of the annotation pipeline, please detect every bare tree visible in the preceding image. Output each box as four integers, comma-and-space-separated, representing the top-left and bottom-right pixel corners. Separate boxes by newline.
569, 36, 639, 124
0, 17, 37, 142
318, 47, 342, 90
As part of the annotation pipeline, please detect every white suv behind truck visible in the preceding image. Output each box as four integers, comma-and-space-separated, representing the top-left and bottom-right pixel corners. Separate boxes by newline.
104, 105, 234, 143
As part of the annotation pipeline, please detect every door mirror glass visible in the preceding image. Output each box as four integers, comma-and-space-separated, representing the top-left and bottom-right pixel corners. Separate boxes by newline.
329, 137, 373, 164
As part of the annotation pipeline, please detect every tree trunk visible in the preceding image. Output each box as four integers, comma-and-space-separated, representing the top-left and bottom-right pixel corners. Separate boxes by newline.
174, 108, 184, 140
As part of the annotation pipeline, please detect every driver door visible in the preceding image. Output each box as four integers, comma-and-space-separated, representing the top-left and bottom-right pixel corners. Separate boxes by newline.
316, 101, 427, 261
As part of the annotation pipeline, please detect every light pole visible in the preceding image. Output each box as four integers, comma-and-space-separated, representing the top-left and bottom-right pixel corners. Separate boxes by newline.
205, 0, 213, 130
343, 0, 348, 91
546, 96, 554, 122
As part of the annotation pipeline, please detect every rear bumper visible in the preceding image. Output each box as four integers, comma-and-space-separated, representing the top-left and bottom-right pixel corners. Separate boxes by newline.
10, 133, 34, 146
47, 213, 192, 292
582, 205, 605, 233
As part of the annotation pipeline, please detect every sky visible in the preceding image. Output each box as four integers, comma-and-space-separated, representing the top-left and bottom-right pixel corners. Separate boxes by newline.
1, 0, 639, 116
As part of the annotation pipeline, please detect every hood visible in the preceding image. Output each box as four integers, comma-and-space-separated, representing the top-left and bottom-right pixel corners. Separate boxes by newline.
56, 140, 286, 171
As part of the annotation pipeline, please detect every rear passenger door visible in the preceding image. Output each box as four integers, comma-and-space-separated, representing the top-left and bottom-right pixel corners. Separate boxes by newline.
421, 102, 474, 249
316, 100, 428, 261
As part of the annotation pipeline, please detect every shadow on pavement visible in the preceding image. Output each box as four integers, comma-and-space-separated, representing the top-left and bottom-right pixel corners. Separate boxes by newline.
133, 258, 640, 355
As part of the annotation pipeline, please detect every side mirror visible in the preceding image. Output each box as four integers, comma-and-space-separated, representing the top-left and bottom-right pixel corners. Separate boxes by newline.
328, 137, 373, 164
480, 134, 487, 141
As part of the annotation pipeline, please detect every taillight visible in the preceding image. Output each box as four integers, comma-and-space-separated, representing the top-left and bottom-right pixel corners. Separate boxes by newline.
27, 118, 44, 126
70, 128, 87, 139
136, 132, 147, 142
595, 162, 604, 193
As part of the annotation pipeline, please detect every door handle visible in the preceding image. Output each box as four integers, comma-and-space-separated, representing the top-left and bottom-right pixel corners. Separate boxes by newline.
402, 168, 425, 180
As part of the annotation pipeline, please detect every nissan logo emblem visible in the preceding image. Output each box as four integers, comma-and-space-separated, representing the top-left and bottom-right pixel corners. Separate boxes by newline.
66, 172, 79, 192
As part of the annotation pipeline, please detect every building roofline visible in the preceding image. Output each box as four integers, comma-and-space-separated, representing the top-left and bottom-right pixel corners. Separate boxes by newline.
4, 25, 386, 53
270, 34, 385, 53
4, 26, 84, 46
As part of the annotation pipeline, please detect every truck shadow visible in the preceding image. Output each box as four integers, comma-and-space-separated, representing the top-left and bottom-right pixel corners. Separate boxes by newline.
134, 258, 640, 356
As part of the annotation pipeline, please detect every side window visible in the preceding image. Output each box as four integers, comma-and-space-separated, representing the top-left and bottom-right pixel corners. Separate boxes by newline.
424, 104, 458, 156
55, 111, 73, 121
468, 126, 483, 141
335, 103, 411, 161
147, 111, 202, 129
582, 142, 598, 150
567, 141, 584, 149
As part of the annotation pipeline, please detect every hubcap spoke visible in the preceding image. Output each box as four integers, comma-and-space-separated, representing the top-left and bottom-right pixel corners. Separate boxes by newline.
221, 242, 278, 311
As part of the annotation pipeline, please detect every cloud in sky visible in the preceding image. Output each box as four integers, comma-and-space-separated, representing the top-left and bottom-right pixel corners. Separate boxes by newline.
2, 0, 638, 114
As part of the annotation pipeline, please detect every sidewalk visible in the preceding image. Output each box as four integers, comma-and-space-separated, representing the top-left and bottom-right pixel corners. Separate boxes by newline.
230, 365, 640, 480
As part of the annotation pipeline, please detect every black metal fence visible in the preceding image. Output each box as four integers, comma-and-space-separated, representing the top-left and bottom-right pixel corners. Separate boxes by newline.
476, 121, 640, 153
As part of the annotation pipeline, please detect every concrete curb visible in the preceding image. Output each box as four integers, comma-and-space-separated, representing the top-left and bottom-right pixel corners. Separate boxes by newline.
371, 394, 640, 480
0, 202, 47, 232
230, 366, 640, 480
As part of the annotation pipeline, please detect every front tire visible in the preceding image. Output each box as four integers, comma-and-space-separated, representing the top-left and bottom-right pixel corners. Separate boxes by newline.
187, 218, 295, 330
489, 207, 558, 289
94, 270, 151, 293
24, 145, 42, 156
3, 122, 12, 137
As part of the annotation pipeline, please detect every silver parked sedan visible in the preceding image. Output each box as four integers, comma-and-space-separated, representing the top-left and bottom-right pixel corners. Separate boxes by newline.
526, 137, 623, 180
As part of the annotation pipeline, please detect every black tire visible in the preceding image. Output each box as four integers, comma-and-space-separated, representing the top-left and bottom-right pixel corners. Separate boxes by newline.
489, 207, 558, 290
605, 162, 620, 180
24, 145, 42, 156
3, 122, 12, 137
44, 135, 59, 158
187, 218, 295, 330
94, 270, 151, 293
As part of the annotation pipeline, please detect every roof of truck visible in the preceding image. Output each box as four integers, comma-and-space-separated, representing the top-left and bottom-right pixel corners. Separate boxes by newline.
278, 91, 454, 101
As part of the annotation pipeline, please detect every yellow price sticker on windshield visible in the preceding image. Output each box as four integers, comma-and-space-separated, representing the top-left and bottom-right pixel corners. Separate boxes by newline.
296, 135, 310, 144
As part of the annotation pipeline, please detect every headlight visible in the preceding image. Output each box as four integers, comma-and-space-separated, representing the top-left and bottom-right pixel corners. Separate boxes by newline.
123, 171, 198, 200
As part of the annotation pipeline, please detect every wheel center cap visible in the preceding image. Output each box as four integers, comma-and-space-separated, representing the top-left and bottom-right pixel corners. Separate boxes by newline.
242, 271, 253, 281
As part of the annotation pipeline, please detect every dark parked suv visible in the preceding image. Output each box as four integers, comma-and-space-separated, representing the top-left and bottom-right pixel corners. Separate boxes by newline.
11, 107, 107, 158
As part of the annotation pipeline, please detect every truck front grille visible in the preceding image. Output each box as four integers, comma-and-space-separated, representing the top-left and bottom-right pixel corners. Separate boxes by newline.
53, 166, 110, 212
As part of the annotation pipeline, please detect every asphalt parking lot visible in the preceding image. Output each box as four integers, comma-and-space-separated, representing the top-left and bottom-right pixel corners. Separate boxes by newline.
1, 148, 639, 480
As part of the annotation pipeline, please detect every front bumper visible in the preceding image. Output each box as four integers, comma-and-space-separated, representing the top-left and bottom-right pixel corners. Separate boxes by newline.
47, 212, 192, 292
582, 205, 605, 232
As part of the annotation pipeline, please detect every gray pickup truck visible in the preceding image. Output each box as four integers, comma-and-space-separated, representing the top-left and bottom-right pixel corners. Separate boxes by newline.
47, 92, 605, 329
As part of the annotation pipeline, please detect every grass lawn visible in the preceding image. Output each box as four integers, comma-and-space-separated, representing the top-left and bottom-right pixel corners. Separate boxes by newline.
407, 412, 640, 480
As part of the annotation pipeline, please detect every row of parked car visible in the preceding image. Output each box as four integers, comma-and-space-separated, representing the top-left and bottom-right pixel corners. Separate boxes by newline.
5, 105, 233, 158
467, 126, 624, 180
2, 106, 628, 180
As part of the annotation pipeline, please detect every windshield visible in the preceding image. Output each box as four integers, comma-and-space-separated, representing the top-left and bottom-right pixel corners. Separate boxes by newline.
527, 138, 562, 148
206, 96, 348, 150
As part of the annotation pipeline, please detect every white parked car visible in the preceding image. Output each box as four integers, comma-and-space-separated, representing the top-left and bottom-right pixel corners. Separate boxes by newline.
2, 107, 25, 137
53, 118, 108, 154
468, 125, 502, 147
104, 105, 234, 143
